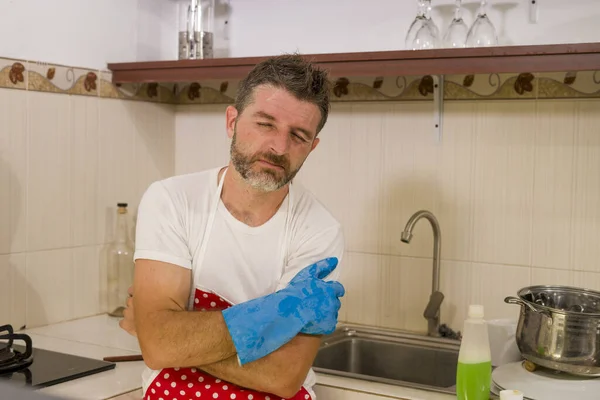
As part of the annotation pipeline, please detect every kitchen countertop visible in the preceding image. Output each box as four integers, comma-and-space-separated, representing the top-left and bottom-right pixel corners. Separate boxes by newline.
16, 315, 455, 400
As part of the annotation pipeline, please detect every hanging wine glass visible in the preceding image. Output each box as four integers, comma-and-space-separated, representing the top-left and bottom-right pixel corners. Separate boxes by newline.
405, 0, 430, 49
408, 0, 440, 50
412, 21, 439, 50
465, 0, 498, 47
443, 0, 469, 48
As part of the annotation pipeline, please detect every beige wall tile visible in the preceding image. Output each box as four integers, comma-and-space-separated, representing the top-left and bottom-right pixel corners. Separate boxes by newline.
27, 92, 71, 251
532, 100, 576, 270
97, 99, 137, 244
530, 267, 573, 286
340, 251, 433, 334
437, 102, 476, 262
72, 245, 103, 318
471, 262, 531, 322
337, 104, 385, 254
26, 248, 74, 327
439, 260, 472, 333
338, 251, 382, 328
0, 253, 27, 329
572, 100, 600, 272
70, 95, 99, 247
175, 104, 230, 175
471, 101, 536, 266
1, 85, 175, 329
0, 88, 27, 254
573, 271, 600, 292
379, 103, 439, 259
296, 103, 353, 233
133, 102, 176, 206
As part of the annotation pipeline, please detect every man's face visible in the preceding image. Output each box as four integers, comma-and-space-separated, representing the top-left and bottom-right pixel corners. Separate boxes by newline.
226, 85, 322, 192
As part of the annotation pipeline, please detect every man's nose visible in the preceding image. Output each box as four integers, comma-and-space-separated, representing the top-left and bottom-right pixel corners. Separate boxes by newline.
269, 130, 290, 155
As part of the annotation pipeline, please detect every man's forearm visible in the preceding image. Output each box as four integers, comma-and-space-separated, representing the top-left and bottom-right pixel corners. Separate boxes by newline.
136, 308, 236, 370
198, 334, 321, 399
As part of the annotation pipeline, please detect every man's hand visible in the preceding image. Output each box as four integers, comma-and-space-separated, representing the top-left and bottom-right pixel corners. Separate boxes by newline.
119, 286, 137, 337
221, 257, 344, 365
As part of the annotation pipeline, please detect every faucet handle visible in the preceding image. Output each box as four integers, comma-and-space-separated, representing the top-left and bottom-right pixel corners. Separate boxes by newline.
423, 291, 444, 319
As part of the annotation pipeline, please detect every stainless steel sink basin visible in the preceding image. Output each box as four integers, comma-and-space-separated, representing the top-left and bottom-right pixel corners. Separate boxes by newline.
312, 325, 461, 395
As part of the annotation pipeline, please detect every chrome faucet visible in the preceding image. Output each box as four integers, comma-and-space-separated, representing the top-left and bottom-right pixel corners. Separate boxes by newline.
401, 210, 444, 337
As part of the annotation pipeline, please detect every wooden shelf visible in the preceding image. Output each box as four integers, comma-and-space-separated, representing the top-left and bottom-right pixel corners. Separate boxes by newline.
107, 42, 600, 84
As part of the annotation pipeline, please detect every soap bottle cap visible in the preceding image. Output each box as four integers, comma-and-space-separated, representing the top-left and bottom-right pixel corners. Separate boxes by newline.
500, 389, 524, 400
468, 304, 485, 319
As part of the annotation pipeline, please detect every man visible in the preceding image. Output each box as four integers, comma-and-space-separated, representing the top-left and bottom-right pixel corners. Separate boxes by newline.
119, 54, 345, 400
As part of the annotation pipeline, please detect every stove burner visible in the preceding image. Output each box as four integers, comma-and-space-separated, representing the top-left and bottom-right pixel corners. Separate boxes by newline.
0, 324, 33, 374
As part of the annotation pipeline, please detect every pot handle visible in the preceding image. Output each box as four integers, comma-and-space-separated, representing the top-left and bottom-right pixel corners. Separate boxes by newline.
504, 296, 541, 312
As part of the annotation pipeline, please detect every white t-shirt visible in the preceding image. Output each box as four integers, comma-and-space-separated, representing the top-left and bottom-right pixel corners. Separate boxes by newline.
133, 166, 345, 398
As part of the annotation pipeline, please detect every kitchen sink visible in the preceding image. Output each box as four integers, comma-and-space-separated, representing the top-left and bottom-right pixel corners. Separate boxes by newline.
312, 325, 461, 395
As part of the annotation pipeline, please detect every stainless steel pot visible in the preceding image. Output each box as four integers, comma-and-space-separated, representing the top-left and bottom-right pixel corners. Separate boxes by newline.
504, 285, 600, 376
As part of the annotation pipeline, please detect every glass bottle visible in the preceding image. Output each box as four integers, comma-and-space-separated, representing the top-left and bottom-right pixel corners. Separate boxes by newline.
107, 203, 135, 318
194, 0, 215, 59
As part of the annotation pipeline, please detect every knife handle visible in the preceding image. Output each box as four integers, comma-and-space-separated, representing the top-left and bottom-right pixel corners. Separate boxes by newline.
103, 354, 144, 362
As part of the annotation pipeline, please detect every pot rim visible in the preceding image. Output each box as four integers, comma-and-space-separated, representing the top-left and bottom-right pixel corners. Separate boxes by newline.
515, 284, 600, 317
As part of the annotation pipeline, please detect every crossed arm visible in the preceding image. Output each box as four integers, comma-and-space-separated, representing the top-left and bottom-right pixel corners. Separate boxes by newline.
131, 259, 321, 398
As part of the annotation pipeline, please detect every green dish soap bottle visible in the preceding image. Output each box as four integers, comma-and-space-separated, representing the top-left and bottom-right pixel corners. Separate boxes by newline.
456, 305, 492, 400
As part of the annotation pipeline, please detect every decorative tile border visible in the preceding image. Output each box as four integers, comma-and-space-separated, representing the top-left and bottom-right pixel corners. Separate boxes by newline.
0, 58, 27, 90
1, 56, 599, 104
161, 71, 600, 104
28, 61, 98, 96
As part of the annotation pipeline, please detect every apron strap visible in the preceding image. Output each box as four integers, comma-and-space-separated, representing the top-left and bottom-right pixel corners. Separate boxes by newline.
187, 167, 228, 309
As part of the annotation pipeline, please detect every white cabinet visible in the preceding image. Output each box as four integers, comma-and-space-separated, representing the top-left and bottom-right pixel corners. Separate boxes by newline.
109, 388, 143, 400
314, 385, 406, 400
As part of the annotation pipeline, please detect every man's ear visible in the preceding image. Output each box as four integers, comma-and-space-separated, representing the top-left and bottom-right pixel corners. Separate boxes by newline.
226, 106, 238, 139
310, 137, 320, 152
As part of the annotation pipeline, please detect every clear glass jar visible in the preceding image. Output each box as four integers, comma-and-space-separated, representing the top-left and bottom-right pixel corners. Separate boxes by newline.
178, 0, 215, 59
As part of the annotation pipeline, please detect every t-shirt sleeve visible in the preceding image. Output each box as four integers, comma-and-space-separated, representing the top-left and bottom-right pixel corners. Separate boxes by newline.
276, 223, 345, 290
133, 181, 193, 269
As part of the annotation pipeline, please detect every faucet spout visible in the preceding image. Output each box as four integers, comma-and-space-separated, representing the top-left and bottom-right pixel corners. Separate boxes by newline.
401, 210, 443, 337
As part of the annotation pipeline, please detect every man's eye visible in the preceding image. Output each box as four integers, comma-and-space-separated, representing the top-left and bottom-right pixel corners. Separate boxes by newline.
292, 133, 307, 142
257, 122, 272, 128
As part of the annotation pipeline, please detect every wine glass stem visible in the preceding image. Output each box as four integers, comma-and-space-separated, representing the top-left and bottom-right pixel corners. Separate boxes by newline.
417, 0, 427, 17
478, 0, 488, 17
423, 0, 432, 19
454, 0, 462, 19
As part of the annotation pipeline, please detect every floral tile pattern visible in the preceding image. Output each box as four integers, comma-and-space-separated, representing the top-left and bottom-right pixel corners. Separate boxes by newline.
175, 79, 236, 105
28, 62, 98, 96
99, 70, 125, 100
0, 58, 27, 90
445, 73, 538, 100
1, 56, 599, 104
537, 71, 600, 99
99, 70, 173, 103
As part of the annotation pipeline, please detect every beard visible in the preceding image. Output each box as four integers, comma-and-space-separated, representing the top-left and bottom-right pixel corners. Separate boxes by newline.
230, 128, 302, 192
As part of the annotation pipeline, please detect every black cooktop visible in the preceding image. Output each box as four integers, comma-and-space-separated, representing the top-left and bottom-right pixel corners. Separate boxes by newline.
0, 324, 115, 390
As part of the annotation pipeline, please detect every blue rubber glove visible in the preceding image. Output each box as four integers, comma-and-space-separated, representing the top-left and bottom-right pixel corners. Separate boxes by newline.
222, 257, 345, 365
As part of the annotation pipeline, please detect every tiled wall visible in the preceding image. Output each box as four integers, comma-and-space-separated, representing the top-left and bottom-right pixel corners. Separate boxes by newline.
175, 98, 600, 334
0, 58, 176, 330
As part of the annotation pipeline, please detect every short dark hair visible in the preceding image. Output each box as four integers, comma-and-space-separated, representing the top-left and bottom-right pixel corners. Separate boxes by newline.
234, 53, 331, 134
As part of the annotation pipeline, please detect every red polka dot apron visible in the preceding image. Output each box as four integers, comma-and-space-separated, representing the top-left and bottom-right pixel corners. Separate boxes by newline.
145, 290, 312, 400
144, 168, 312, 400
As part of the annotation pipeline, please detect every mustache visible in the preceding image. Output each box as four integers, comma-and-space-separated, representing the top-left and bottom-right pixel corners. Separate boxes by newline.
253, 152, 289, 169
